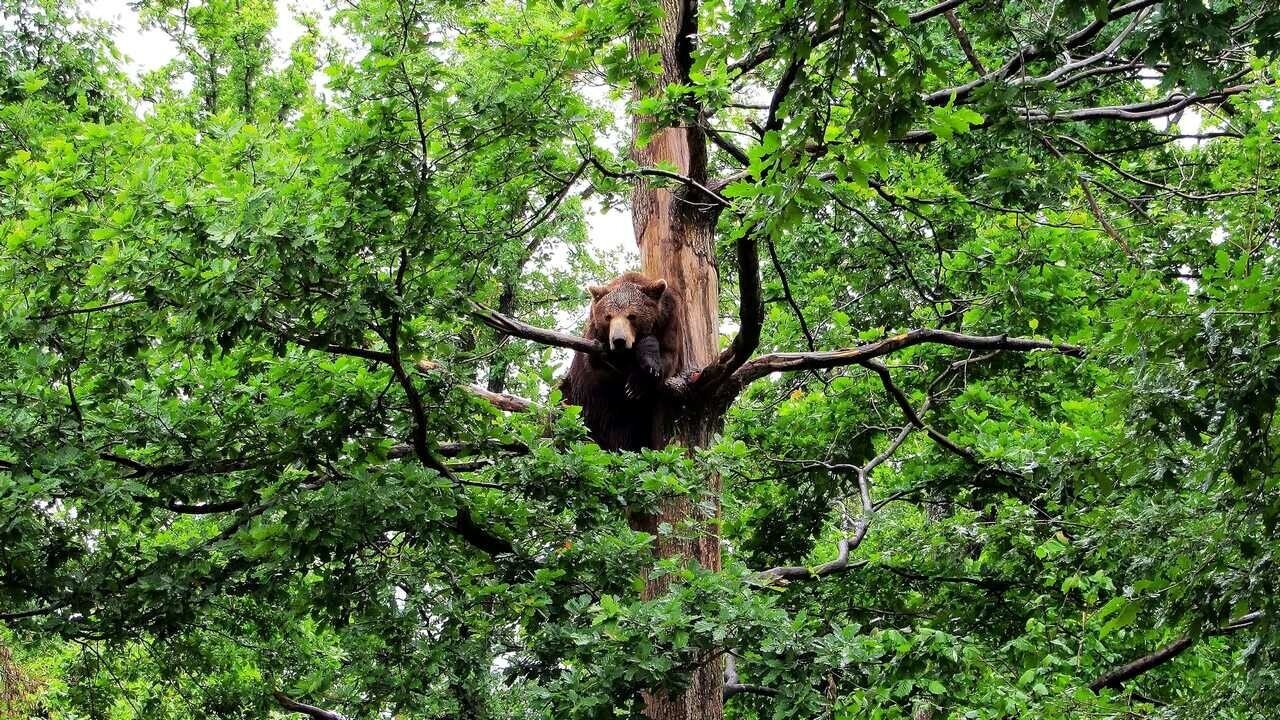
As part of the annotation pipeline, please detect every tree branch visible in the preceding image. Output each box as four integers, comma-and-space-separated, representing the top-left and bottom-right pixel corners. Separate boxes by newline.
722, 653, 781, 700
273, 691, 349, 720
414, 359, 535, 412
470, 301, 603, 356
0, 602, 68, 621
1022, 84, 1255, 123
727, 329, 1084, 390
468, 308, 688, 397
922, 0, 1162, 107
765, 53, 805, 133
706, 223, 764, 384
251, 320, 394, 364
728, 0, 968, 78
705, 126, 751, 167
944, 10, 985, 75
32, 297, 144, 320
1089, 611, 1263, 692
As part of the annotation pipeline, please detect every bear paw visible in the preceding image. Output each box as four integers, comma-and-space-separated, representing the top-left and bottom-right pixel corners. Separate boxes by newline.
635, 335, 662, 378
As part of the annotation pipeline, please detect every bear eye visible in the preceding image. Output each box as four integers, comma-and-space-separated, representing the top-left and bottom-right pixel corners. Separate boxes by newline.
627, 314, 636, 321
604, 314, 612, 321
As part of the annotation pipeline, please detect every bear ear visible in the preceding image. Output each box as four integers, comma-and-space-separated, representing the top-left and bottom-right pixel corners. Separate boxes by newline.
642, 278, 668, 299
588, 285, 609, 300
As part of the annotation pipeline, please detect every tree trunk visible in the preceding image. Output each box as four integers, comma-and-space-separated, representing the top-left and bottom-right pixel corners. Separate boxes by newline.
630, 1, 723, 718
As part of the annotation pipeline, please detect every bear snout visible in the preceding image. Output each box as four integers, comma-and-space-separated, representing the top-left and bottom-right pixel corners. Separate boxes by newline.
607, 317, 635, 350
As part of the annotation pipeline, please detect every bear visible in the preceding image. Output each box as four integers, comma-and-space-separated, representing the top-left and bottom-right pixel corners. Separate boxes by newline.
560, 272, 682, 451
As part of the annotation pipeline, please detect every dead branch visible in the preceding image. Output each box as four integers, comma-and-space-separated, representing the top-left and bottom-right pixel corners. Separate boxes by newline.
1089, 611, 1264, 692
273, 691, 349, 720
470, 302, 603, 355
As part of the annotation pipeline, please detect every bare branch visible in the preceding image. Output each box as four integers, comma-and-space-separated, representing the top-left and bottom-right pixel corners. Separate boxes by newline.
470, 301, 603, 355
415, 359, 535, 412
252, 320, 394, 364
705, 126, 751, 166
1023, 84, 1255, 123
923, 0, 1162, 107
944, 10, 985, 75
728, 329, 1084, 390
722, 653, 780, 699
723, 683, 780, 700
1089, 611, 1264, 692
1056, 134, 1262, 201
504, 159, 589, 239
273, 691, 349, 720
753, 528, 871, 585
910, 0, 970, 24
585, 155, 731, 208
706, 223, 764, 384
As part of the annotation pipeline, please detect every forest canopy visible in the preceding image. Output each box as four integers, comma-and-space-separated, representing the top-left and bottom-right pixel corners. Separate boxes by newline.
2, 0, 1280, 718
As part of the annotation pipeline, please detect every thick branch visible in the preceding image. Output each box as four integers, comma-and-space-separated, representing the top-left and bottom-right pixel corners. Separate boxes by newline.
0, 602, 68, 621
944, 10, 985, 75
765, 54, 805, 133
753, 529, 871, 585
705, 126, 751, 166
471, 302, 603, 355
1089, 611, 1263, 692
469, 309, 689, 397
723, 683, 780, 700
709, 223, 764, 381
273, 692, 349, 720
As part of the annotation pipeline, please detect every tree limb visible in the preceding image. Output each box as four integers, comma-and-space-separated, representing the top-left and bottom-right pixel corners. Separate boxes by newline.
469, 307, 689, 397
470, 301, 603, 356
1089, 611, 1264, 692
922, 0, 1162, 107
727, 329, 1084, 390
728, 0, 968, 78
414, 359, 534, 412
273, 691, 349, 720
944, 10, 985, 75
707, 222, 764, 383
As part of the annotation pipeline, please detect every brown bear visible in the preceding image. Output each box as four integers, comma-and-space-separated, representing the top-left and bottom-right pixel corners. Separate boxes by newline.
560, 272, 682, 451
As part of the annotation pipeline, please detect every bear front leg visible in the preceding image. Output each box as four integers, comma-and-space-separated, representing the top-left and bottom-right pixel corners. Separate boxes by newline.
635, 335, 662, 378
625, 336, 663, 400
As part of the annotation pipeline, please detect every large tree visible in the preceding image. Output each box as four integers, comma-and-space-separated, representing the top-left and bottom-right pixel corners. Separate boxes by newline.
3, 0, 1280, 718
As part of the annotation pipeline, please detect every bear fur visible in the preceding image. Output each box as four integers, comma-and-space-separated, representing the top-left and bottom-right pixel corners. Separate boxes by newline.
560, 272, 682, 451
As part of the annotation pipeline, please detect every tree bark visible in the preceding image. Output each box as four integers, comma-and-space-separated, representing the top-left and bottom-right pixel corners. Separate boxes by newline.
630, 1, 724, 718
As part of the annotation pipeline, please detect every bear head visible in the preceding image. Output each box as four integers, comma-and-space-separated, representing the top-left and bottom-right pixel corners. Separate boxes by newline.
588, 276, 668, 352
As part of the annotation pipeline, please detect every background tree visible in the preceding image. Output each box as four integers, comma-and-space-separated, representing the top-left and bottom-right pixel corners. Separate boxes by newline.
2, 0, 1280, 719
